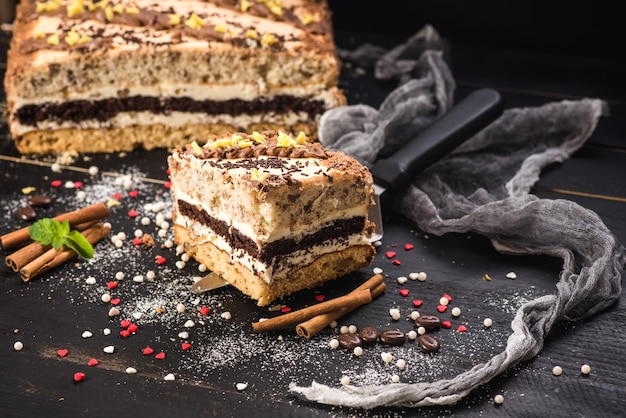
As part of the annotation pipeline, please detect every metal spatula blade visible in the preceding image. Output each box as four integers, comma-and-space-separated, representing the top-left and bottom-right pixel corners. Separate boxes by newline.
368, 89, 503, 242
189, 272, 230, 293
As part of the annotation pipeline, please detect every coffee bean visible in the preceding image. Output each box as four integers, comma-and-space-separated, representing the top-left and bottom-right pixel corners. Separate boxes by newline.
417, 334, 440, 352
337, 333, 362, 350
415, 314, 442, 331
378, 329, 406, 345
16, 206, 37, 221
358, 326, 378, 344
27, 194, 52, 207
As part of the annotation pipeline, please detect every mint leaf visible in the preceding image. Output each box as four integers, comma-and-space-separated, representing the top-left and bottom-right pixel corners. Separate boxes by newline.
65, 230, 94, 259
29, 218, 95, 259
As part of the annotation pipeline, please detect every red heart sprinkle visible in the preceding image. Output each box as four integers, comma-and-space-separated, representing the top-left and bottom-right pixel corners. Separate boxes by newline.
392, 260, 401, 265
73, 181, 83, 189
385, 251, 396, 259
132, 237, 142, 245
73, 372, 86, 382
412, 299, 423, 307
399, 289, 410, 297
128, 190, 138, 197
314, 295, 325, 302
110, 298, 120, 305
442, 293, 452, 302
199, 306, 210, 315
120, 330, 131, 338
156, 256, 167, 265
112, 193, 123, 200
437, 305, 448, 313
51, 180, 62, 187
128, 209, 139, 218
441, 320, 452, 329
281, 306, 292, 313
164, 182, 172, 189
120, 319, 131, 328
155, 352, 166, 360
88, 358, 99, 367
57, 349, 69, 357
142, 346, 154, 355
181, 342, 192, 351
404, 243, 414, 251
127, 323, 138, 333
457, 324, 467, 332
107, 281, 118, 290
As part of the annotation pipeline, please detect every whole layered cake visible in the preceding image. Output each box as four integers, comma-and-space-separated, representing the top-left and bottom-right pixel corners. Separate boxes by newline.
4, 0, 345, 154
168, 130, 375, 306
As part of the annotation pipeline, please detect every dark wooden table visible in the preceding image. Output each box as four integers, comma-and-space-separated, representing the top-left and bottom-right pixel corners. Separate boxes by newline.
1, 7, 625, 417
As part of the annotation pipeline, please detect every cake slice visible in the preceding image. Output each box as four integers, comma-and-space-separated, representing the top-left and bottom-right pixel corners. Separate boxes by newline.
4, 0, 345, 154
168, 130, 375, 306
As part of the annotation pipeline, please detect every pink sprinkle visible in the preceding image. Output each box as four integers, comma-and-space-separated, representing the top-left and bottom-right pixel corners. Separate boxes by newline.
404, 243, 414, 251
392, 260, 401, 265
120, 329, 131, 338
181, 342, 192, 351
127, 323, 138, 333
112, 193, 123, 200
87, 358, 99, 367
128, 209, 139, 218
155, 256, 167, 265
442, 293, 452, 302
385, 251, 396, 259
457, 324, 468, 332
120, 319, 131, 328
57, 349, 69, 357
164, 181, 172, 189
399, 289, 410, 297
155, 352, 166, 360
412, 299, 423, 307
73, 181, 83, 189
281, 306, 292, 313
142, 346, 154, 355
128, 190, 139, 197
110, 298, 120, 305
437, 305, 448, 313
73, 372, 86, 382
199, 306, 210, 316
132, 237, 142, 245
441, 320, 452, 329
107, 281, 118, 290
51, 180, 62, 187
314, 295, 325, 302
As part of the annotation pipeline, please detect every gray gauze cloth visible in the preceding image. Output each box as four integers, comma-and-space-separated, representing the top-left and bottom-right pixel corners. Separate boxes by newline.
290, 25, 626, 409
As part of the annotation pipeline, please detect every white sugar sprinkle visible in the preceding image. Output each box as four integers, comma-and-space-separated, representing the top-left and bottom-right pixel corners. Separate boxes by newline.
103, 345, 115, 354
221, 311, 232, 320
483, 318, 493, 328
108, 307, 120, 317
494, 394, 504, 405
407, 330, 417, 340
581, 364, 591, 375
552, 366, 563, 376
451, 307, 462, 317
391, 374, 400, 383
101, 293, 111, 303
397, 276, 408, 284
126, 367, 138, 374
329, 339, 339, 349
506, 272, 517, 279
381, 352, 393, 363
13, 341, 24, 351
236, 382, 248, 391
340, 376, 350, 386
85, 276, 96, 285
184, 320, 195, 328
178, 331, 189, 339
103, 328, 111, 336
353, 346, 364, 356
372, 267, 383, 275
164, 373, 176, 381
81, 331, 93, 339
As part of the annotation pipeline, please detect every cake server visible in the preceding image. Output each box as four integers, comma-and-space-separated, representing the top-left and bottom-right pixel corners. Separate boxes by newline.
368, 88, 503, 242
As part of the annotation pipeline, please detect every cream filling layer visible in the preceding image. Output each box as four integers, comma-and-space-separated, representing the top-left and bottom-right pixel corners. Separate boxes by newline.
179, 214, 370, 284
13, 110, 315, 137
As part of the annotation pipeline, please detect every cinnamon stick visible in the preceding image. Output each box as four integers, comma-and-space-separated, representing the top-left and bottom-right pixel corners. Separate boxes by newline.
20, 222, 111, 282
5, 221, 99, 272
252, 288, 373, 333
296, 275, 387, 339
1, 202, 110, 250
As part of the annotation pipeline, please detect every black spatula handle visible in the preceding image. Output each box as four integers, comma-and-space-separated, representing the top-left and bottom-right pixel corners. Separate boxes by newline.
370, 88, 503, 191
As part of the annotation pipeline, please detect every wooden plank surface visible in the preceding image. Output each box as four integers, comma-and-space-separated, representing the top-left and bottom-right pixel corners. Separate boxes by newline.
1, 10, 625, 418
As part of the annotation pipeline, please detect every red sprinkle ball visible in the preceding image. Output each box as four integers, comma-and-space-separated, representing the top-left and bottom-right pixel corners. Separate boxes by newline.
128, 190, 139, 197
437, 305, 448, 313
127, 323, 138, 333
57, 349, 69, 357
412, 299, 423, 307
107, 281, 118, 290
385, 251, 396, 259
314, 294, 325, 302
181, 342, 192, 351
73, 181, 83, 189
112, 193, 123, 200
281, 306, 292, 313
132, 237, 143, 246
73, 372, 86, 382
155, 352, 166, 360
399, 289, 410, 297
120, 319, 131, 328
404, 243, 414, 251
120, 330, 131, 338
457, 324, 468, 332
155, 256, 167, 265
199, 306, 210, 316
51, 180, 62, 188
441, 320, 452, 329
164, 181, 172, 189
392, 259, 401, 265
128, 209, 139, 218
142, 346, 154, 355
87, 358, 99, 367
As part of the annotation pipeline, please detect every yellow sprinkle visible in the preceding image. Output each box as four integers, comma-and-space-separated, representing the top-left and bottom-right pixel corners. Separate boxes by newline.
238, 139, 254, 149
276, 131, 294, 148
190, 141, 203, 155
214, 24, 227, 34
86, 0, 96, 12
240, 0, 252, 12
300, 12, 316, 25
111, 4, 124, 14
295, 131, 307, 144
104, 5, 113, 21
260, 33, 277, 46
94, 0, 108, 9
169, 13, 181, 26
251, 168, 269, 182
66, 0, 84, 17
185, 13, 204, 30
268, 2, 282, 15
107, 199, 121, 207
245, 29, 258, 40
79, 34, 92, 44
21, 187, 36, 195
33, 31, 45, 40
64, 30, 80, 46
251, 131, 266, 143
46, 33, 60, 45
484, 273, 492, 281
125, 6, 139, 15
